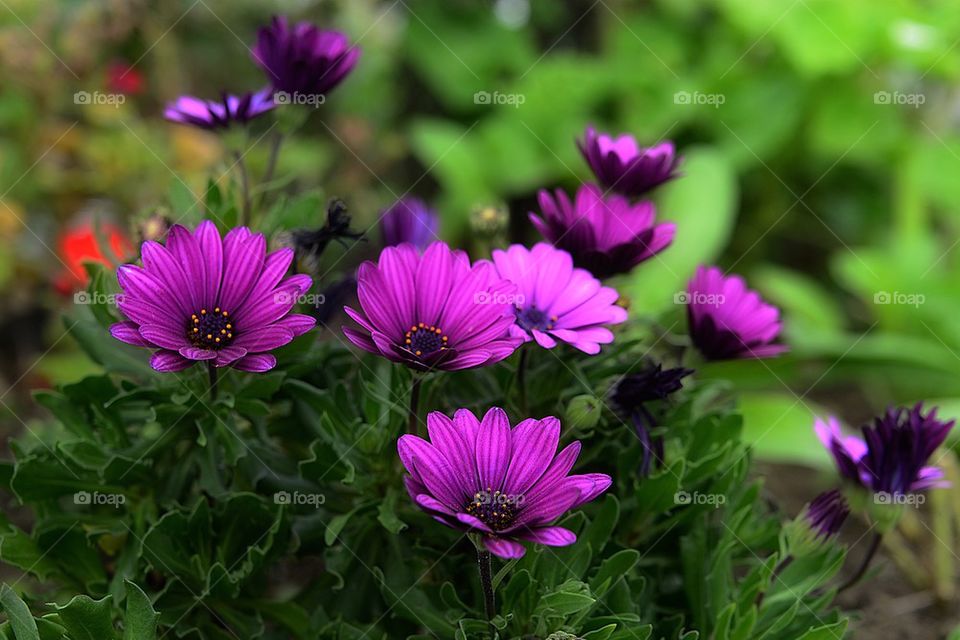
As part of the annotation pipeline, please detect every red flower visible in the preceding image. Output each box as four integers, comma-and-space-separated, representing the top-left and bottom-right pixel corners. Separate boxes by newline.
106, 61, 144, 96
54, 221, 132, 294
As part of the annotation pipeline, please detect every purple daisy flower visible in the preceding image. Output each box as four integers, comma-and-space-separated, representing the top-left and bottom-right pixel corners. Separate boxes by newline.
342, 242, 522, 372
253, 16, 360, 98
380, 197, 439, 250
490, 243, 627, 354
398, 407, 612, 559
163, 90, 275, 130
577, 126, 681, 197
529, 184, 675, 279
816, 405, 954, 496
110, 222, 316, 373
686, 265, 786, 361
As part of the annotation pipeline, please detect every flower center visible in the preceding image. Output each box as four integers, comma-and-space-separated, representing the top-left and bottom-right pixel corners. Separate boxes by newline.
404, 322, 448, 357
465, 488, 520, 532
515, 305, 557, 332
186, 307, 235, 350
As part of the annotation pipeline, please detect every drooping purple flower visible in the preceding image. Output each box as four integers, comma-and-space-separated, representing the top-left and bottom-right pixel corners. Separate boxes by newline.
342, 242, 522, 371
577, 126, 681, 197
611, 363, 694, 477
252, 16, 360, 98
381, 197, 439, 250
490, 243, 627, 354
164, 90, 275, 130
803, 489, 850, 540
816, 406, 954, 496
398, 407, 612, 559
529, 184, 675, 279
110, 222, 315, 373
686, 265, 786, 360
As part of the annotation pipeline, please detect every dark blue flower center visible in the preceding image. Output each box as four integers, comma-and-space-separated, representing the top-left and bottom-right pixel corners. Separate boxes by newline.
515, 305, 556, 332
404, 322, 448, 357
187, 307, 235, 350
465, 488, 519, 531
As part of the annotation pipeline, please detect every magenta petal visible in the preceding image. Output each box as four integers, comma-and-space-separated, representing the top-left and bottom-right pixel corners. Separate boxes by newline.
455, 512, 494, 533
178, 346, 217, 361
139, 324, 190, 350
502, 417, 560, 495
517, 526, 577, 547
165, 225, 206, 310
415, 493, 456, 516
219, 228, 266, 311
275, 313, 316, 337
232, 326, 295, 352
397, 435, 464, 510
232, 353, 277, 372
214, 346, 247, 366
150, 350, 193, 372
483, 537, 525, 559
194, 221, 223, 306
475, 408, 512, 491
111, 321, 151, 347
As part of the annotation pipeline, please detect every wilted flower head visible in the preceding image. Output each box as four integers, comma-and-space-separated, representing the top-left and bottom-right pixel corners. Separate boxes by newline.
686, 265, 786, 361
110, 222, 315, 372
530, 184, 675, 279
289, 199, 363, 264
577, 126, 681, 197
399, 407, 612, 559
612, 364, 694, 412
491, 243, 627, 354
253, 16, 360, 98
342, 242, 522, 371
164, 90, 275, 130
816, 406, 954, 496
380, 197, 438, 250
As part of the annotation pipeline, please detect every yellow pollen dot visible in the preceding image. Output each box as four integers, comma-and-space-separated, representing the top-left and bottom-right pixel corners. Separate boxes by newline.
214, 307, 220, 313
221, 329, 227, 334
226, 324, 232, 329
227, 333, 232, 338
405, 339, 411, 344
215, 337, 221, 343
193, 328, 199, 333
415, 350, 422, 356
206, 334, 212, 339
435, 328, 441, 334
222, 311, 228, 317
418, 322, 424, 328
201, 309, 207, 315
442, 336, 448, 342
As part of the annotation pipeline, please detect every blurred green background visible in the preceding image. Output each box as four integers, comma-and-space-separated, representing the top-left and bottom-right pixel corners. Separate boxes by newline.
2, 0, 960, 470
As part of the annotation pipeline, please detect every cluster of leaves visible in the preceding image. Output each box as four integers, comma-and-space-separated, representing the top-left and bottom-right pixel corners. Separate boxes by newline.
0, 239, 849, 639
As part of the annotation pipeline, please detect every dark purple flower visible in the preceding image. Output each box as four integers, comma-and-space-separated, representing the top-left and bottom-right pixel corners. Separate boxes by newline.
110, 222, 315, 373
491, 243, 627, 354
612, 364, 694, 409
577, 126, 681, 197
611, 364, 693, 477
399, 407, 612, 559
380, 197, 439, 250
342, 242, 522, 371
529, 184, 675, 279
804, 489, 850, 540
253, 16, 360, 98
686, 266, 786, 361
164, 90, 275, 130
816, 405, 954, 496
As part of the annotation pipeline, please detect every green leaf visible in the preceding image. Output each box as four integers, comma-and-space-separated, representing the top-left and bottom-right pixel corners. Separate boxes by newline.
122, 581, 158, 640
0, 585, 40, 640
796, 620, 849, 640
54, 595, 115, 640
376, 488, 407, 534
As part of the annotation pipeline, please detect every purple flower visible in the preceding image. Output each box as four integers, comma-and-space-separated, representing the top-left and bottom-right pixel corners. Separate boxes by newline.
686, 265, 786, 360
381, 197, 439, 250
110, 222, 316, 373
253, 16, 360, 98
529, 184, 675, 279
398, 407, 612, 559
490, 243, 627, 354
342, 242, 522, 371
804, 489, 850, 540
816, 406, 954, 496
577, 126, 681, 197
164, 90, 275, 130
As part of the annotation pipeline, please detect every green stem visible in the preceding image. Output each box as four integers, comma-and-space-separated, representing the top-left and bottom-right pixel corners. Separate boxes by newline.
477, 547, 495, 637
208, 363, 219, 402
755, 553, 793, 606
837, 532, 883, 593
233, 151, 251, 227
408, 377, 422, 436
258, 132, 284, 209
517, 348, 528, 414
